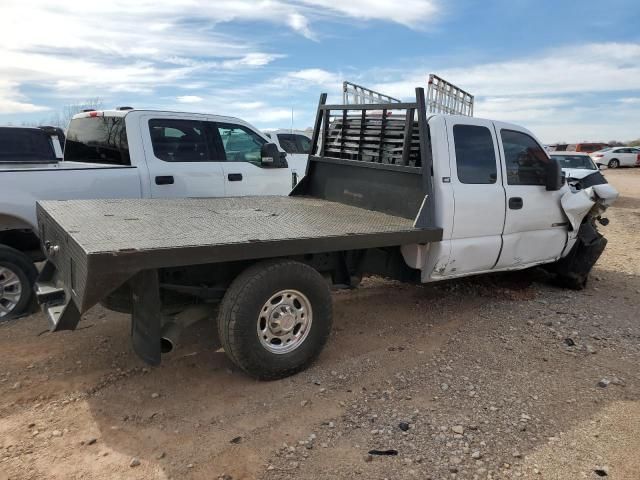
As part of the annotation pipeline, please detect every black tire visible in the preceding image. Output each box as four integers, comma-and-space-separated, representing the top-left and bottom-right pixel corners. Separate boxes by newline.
217, 259, 332, 380
608, 159, 620, 168
0, 245, 38, 321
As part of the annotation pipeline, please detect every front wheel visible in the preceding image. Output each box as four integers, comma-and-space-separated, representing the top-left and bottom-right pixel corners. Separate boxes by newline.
217, 259, 332, 379
0, 246, 38, 321
608, 159, 620, 168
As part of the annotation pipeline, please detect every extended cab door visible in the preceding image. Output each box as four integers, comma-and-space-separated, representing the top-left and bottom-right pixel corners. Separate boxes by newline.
493, 124, 567, 268
140, 115, 225, 198
213, 122, 294, 196
441, 117, 506, 276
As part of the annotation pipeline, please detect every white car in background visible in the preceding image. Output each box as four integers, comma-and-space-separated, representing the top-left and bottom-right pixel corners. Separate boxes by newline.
550, 151, 601, 179
590, 147, 640, 168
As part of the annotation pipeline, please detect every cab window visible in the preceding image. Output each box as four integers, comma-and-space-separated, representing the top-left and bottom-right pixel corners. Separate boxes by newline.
217, 124, 266, 165
149, 119, 212, 162
501, 129, 549, 186
296, 135, 312, 154
277, 134, 298, 154
453, 124, 497, 184
66, 116, 130, 165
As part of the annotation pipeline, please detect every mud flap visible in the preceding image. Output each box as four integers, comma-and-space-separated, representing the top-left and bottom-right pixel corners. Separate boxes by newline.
130, 269, 162, 366
551, 222, 607, 288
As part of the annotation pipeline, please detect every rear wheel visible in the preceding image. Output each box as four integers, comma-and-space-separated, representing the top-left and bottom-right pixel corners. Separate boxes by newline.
217, 259, 332, 380
0, 246, 38, 321
608, 159, 620, 168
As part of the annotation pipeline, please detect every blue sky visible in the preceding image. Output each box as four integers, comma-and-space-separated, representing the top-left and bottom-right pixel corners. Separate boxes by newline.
1, 0, 639, 142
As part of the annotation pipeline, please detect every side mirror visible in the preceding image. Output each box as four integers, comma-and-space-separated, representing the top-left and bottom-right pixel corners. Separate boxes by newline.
545, 158, 563, 191
261, 143, 288, 168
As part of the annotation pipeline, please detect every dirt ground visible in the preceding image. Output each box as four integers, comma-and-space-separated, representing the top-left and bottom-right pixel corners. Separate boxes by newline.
1, 169, 639, 480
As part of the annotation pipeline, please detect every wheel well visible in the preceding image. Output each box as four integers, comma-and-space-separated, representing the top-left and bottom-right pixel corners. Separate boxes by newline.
0, 229, 43, 260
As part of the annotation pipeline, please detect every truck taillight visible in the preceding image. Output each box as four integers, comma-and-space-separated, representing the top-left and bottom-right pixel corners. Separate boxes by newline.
88, 111, 103, 118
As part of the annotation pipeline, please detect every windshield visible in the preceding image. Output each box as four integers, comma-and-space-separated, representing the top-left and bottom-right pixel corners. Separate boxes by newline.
64, 116, 130, 165
551, 154, 597, 170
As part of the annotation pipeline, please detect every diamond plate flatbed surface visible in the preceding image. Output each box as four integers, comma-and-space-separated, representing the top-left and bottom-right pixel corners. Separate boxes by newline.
39, 196, 439, 254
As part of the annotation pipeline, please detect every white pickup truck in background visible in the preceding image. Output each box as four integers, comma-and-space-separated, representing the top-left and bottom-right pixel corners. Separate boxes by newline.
0, 109, 308, 319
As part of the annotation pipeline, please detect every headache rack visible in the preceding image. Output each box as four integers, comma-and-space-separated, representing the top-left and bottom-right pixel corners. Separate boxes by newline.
342, 81, 402, 105
294, 87, 434, 228
314, 89, 428, 168
426, 74, 474, 116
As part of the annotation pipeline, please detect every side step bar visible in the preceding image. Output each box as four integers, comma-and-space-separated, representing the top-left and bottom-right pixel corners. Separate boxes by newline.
35, 261, 81, 331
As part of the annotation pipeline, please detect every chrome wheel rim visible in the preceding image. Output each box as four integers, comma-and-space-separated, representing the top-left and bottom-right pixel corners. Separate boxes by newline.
0, 265, 22, 318
257, 289, 313, 354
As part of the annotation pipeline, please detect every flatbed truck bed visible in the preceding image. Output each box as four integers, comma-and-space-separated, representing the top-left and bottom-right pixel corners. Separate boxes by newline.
37, 196, 442, 326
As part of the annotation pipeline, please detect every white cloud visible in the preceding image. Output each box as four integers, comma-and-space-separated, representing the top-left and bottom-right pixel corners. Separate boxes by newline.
287, 13, 316, 40
0, 0, 440, 115
371, 43, 640, 100
286, 68, 341, 89
299, 0, 438, 28
618, 97, 640, 104
221, 53, 284, 69
0, 80, 49, 114
176, 95, 204, 103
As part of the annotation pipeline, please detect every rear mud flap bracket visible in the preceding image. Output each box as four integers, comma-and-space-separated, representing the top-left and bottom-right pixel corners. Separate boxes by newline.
130, 269, 162, 366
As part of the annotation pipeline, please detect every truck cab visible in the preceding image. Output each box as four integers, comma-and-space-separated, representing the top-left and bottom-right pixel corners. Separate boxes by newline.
422, 115, 569, 280
65, 110, 305, 198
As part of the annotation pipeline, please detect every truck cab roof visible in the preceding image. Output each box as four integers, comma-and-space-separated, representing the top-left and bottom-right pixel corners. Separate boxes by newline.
72, 109, 253, 127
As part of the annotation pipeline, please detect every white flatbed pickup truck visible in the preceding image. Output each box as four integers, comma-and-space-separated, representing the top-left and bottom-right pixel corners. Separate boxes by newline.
35, 88, 618, 380
0, 109, 306, 319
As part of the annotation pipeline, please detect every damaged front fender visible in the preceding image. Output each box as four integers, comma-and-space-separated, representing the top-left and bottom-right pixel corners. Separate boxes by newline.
560, 183, 619, 235
551, 182, 619, 289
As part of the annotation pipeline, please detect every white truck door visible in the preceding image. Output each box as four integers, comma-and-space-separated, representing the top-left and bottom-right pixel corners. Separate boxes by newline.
214, 122, 294, 196
140, 116, 225, 198
493, 124, 568, 268
440, 117, 506, 276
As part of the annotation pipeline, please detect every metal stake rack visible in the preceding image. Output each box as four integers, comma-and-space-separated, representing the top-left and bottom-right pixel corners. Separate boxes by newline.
426, 74, 474, 116
343, 81, 402, 105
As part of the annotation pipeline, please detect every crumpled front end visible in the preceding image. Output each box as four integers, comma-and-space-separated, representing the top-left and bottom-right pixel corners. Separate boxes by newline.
551, 182, 619, 288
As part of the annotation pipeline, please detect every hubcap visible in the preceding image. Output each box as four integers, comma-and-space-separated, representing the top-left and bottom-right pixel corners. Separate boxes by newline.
0, 265, 23, 318
257, 289, 313, 354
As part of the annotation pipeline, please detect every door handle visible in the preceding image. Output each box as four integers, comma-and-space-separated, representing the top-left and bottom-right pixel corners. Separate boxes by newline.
227, 173, 243, 181
508, 197, 523, 210
155, 175, 174, 185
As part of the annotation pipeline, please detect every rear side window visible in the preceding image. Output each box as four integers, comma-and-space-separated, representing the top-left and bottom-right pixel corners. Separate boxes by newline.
501, 129, 549, 185
453, 125, 497, 184
149, 119, 213, 162
296, 135, 312, 154
0, 128, 55, 162
65, 117, 130, 165
277, 133, 299, 154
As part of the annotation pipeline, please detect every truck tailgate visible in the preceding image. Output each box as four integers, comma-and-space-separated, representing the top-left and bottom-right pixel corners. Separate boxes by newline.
36, 196, 442, 330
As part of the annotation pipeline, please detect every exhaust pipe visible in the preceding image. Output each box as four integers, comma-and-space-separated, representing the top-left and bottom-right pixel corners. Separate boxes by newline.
160, 304, 216, 353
